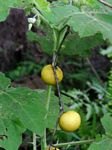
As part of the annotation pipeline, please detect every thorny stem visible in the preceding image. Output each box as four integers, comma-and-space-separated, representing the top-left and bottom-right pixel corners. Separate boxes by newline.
48, 53, 65, 147
54, 139, 94, 147
49, 23, 70, 147
52, 26, 70, 112
98, 0, 112, 8
52, 53, 64, 113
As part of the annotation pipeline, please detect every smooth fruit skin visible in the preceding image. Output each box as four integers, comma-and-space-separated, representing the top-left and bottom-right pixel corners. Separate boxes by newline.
59, 110, 81, 132
41, 64, 63, 85
46, 147, 59, 150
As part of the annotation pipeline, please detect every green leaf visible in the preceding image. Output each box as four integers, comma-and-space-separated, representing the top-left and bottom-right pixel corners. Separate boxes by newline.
34, 0, 50, 13
1, 88, 46, 135
44, 4, 112, 43
27, 30, 53, 54
27, 29, 103, 57
88, 114, 112, 150
0, 0, 18, 21
61, 33, 103, 56
0, 119, 24, 150
44, 5, 78, 27
107, 69, 112, 100
88, 138, 112, 150
101, 113, 112, 135
86, 104, 93, 120
68, 11, 112, 43
0, 72, 48, 150
0, 72, 11, 90
0, 0, 43, 22
101, 46, 112, 58
46, 92, 60, 129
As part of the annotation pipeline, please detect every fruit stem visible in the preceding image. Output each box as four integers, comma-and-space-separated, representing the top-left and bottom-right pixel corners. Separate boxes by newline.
33, 132, 37, 150
52, 53, 64, 113
54, 139, 94, 147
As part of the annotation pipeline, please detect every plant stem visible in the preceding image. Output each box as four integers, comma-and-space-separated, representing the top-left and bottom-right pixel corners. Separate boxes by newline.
32, 8, 58, 30
33, 132, 37, 150
32, 8, 49, 25
52, 62, 64, 113
54, 139, 94, 147
53, 29, 58, 52
46, 86, 52, 111
41, 129, 47, 150
41, 86, 52, 150
49, 26, 69, 140
98, 0, 112, 8
53, 26, 69, 54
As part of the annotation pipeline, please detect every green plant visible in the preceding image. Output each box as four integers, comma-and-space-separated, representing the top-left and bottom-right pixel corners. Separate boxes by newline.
107, 69, 112, 100
88, 113, 112, 150
6, 60, 45, 81
0, 0, 112, 150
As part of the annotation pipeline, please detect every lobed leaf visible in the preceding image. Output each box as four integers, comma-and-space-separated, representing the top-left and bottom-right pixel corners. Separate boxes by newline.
88, 138, 112, 150
101, 113, 112, 135
0, 73, 47, 149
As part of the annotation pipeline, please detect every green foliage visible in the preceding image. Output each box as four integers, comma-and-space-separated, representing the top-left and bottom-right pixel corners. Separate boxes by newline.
42, 3, 112, 43
33, 0, 50, 13
0, 73, 60, 150
101, 46, 112, 60
62, 83, 107, 122
101, 113, 112, 135
0, 73, 46, 150
1, 0, 112, 150
59, 0, 100, 8
107, 69, 112, 100
100, 46, 112, 103
0, 72, 10, 89
46, 92, 60, 129
27, 30, 104, 56
88, 113, 112, 150
61, 33, 104, 56
1, 0, 112, 44
68, 11, 112, 43
6, 60, 45, 80
0, 0, 18, 21
0, 119, 24, 150
0, 0, 50, 22
27, 28, 53, 55
100, 46, 112, 102
88, 137, 112, 150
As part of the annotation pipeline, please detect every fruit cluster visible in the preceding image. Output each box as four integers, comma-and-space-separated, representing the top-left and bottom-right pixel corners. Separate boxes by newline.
41, 64, 81, 132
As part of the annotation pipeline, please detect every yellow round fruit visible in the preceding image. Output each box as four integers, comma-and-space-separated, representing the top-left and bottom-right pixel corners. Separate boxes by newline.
41, 64, 63, 85
59, 110, 81, 132
46, 146, 59, 150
